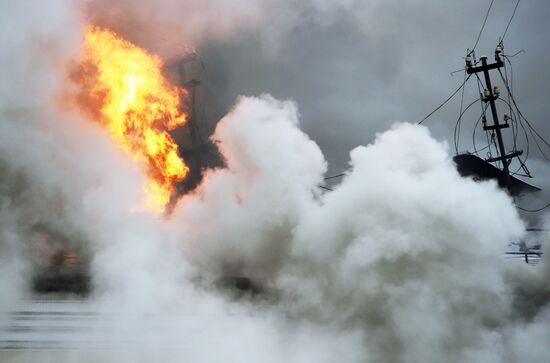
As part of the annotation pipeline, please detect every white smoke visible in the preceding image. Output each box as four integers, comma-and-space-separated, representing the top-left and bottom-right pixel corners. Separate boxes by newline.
276, 123, 524, 362
171, 95, 326, 282
1, 1, 550, 362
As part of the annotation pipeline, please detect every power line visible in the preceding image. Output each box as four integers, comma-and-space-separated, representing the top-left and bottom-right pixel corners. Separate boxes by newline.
496, 98, 531, 172
324, 173, 346, 180
527, 126, 550, 162
456, 71, 468, 153
506, 49, 525, 58
495, 57, 548, 178
318, 185, 333, 192
473, 73, 496, 160
501, 57, 519, 150
454, 98, 482, 154
497, 58, 532, 173
517, 202, 550, 213
472, 104, 490, 156
497, 68, 550, 161
418, 74, 472, 125
501, 0, 521, 42
472, 0, 496, 52
418, 0, 498, 128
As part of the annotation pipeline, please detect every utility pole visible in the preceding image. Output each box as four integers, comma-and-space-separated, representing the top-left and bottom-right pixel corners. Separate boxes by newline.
177, 53, 204, 192
466, 47, 522, 192
178, 52, 200, 126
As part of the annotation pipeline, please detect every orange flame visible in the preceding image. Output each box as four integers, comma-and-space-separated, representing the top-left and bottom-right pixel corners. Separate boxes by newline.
74, 25, 188, 214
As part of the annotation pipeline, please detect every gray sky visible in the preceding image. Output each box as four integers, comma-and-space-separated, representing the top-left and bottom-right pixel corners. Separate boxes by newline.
166, 0, 547, 218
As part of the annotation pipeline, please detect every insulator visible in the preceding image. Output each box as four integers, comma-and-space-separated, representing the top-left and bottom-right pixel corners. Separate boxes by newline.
495, 45, 502, 61
484, 89, 491, 98
466, 54, 473, 67
493, 86, 500, 96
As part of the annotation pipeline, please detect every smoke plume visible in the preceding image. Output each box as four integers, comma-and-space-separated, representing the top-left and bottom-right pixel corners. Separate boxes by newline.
1, 0, 550, 362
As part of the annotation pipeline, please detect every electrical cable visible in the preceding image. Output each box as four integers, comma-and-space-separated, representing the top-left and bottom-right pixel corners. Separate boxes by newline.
474, 74, 494, 159
418, 74, 472, 125
320, 173, 349, 193
527, 127, 550, 162
506, 49, 525, 58
496, 60, 545, 177
419, 3, 498, 129
496, 98, 531, 173
497, 58, 532, 174
501, 57, 519, 151
450, 68, 465, 77
503, 56, 530, 168
498, 69, 550, 161
472, 0, 496, 52
472, 104, 490, 156
455, 71, 468, 153
516, 202, 550, 213
454, 98, 482, 154
503, 56, 522, 155
501, 0, 521, 42
504, 56, 514, 92
498, 68, 550, 149
512, 118, 531, 175
324, 173, 346, 180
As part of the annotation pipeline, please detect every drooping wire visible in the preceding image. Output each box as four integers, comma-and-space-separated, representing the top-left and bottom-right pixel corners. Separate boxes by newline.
455, 71, 468, 153
507, 49, 525, 58
476, 73, 498, 166
516, 202, 550, 213
418, 74, 472, 125
319, 173, 347, 192
498, 66, 550, 150
472, 103, 490, 156
473, 73, 498, 163
497, 56, 534, 176
513, 119, 531, 176
501, 56, 519, 151
497, 97, 529, 157
496, 59, 547, 181
526, 124, 550, 162
503, 54, 524, 158
498, 68, 550, 161
454, 98, 482, 154
497, 98, 531, 175
504, 56, 527, 160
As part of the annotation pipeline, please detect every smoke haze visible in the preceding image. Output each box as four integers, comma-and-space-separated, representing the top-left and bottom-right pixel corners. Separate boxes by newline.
1, 0, 550, 362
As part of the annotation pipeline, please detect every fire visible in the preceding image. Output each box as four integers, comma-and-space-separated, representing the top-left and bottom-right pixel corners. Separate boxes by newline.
73, 25, 188, 213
